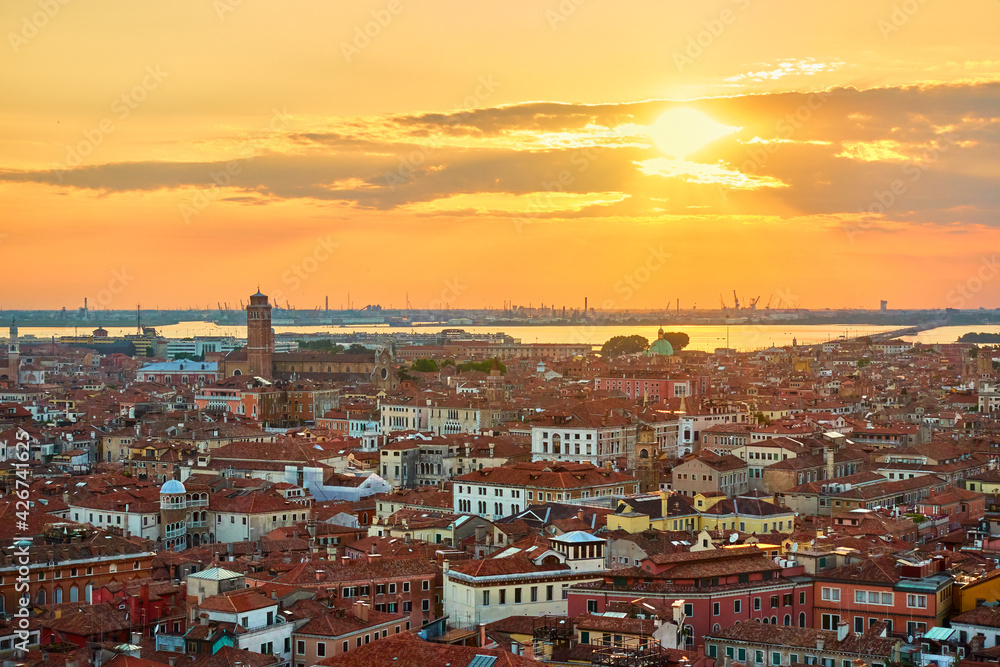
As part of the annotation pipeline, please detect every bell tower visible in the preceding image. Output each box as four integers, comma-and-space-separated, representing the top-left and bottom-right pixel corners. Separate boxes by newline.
246, 290, 273, 379
7, 320, 19, 385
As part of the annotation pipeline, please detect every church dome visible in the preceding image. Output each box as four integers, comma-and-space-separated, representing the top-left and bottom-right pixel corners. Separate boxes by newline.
648, 338, 674, 356
160, 479, 186, 495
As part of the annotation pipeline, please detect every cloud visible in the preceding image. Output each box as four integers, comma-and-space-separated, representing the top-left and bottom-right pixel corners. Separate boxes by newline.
2, 81, 999, 224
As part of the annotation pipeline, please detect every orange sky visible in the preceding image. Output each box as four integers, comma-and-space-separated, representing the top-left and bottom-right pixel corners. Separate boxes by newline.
2, 0, 1000, 311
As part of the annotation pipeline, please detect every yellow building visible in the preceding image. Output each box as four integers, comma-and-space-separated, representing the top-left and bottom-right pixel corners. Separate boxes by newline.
953, 567, 1000, 615
694, 493, 797, 535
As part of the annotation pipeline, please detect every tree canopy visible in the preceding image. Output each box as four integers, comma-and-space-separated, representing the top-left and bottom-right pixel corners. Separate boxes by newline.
601, 335, 649, 358
411, 358, 439, 373
659, 331, 690, 351
458, 358, 507, 374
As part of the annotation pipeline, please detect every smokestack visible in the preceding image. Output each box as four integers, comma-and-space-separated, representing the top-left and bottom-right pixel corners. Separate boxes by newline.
479, 624, 487, 647
584, 297, 588, 317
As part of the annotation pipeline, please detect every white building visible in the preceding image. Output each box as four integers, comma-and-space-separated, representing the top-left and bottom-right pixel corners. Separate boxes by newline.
444, 533, 607, 626
452, 461, 639, 521
196, 589, 292, 661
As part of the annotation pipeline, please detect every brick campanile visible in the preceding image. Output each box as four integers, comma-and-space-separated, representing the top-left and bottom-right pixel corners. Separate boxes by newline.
246, 290, 273, 379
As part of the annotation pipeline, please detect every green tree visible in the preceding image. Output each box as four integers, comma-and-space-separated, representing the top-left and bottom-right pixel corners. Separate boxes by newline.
346, 343, 369, 355
296, 339, 345, 353
412, 358, 439, 372
601, 335, 649, 358
857, 358, 871, 369
660, 332, 690, 351
459, 358, 507, 374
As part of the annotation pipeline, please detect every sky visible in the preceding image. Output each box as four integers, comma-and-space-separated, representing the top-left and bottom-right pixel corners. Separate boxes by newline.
2, 0, 1000, 312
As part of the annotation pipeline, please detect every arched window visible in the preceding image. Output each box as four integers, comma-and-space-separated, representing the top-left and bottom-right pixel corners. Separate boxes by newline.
784, 614, 791, 626
69, 585, 79, 603
772, 616, 778, 625
85, 583, 93, 603
799, 612, 806, 627
55, 587, 63, 604
37, 589, 46, 605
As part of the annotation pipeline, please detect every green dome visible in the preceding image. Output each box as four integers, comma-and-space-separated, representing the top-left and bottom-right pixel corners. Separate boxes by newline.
648, 338, 674, 356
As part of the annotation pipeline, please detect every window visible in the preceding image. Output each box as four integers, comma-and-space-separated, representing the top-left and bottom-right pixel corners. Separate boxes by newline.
822, 614, 840, 631
499, 589, 506, 605
402, 582, 410, 593
316, 642, 326, 657
734, 600, 742, 614
821, 587, 840, 602
343, 640, 349, 653
707, 645, 717, 658
713, 602, 720, 616
587, 600, 598, 613
422, 599, 430, 611
546, 585, 554, 601
482, 590, 490, 606
783, 593, 792, 606
907, 594, 927, 609
388, 583, 396, 594
684, 603, 693, 616
423, 580, 430, 591
799, 591, 806, 605
531, 586, 538, 602
855, 616, 865, 633
754, 597, 761, 611
514, 588, 522, 604
771, 595, 779, 608
738, 648, 747, 662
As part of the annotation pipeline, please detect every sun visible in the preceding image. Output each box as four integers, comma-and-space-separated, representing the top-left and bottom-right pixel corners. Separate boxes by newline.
648, 107, 740, 158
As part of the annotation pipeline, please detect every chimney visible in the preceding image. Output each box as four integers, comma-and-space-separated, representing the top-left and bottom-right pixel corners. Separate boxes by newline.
479, 623, 487, 648
523, 640, 535, 659
132, 632, 142, 645
353, 600, 370, 622
837, 622, 849, 642
315, 569, 324, 581
816, 638, 825, 651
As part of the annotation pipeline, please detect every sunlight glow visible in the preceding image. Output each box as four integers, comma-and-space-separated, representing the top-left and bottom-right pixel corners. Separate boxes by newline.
648, 108, 741, 158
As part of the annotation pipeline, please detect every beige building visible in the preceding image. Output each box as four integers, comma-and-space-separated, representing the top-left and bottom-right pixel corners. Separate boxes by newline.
671, 451, 749, 498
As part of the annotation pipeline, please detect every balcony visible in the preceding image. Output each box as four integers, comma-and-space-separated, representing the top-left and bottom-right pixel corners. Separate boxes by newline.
165, 526, 186, 539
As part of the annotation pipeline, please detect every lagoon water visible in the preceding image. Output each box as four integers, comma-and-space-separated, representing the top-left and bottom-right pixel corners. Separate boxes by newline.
14, 322, 970, 352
